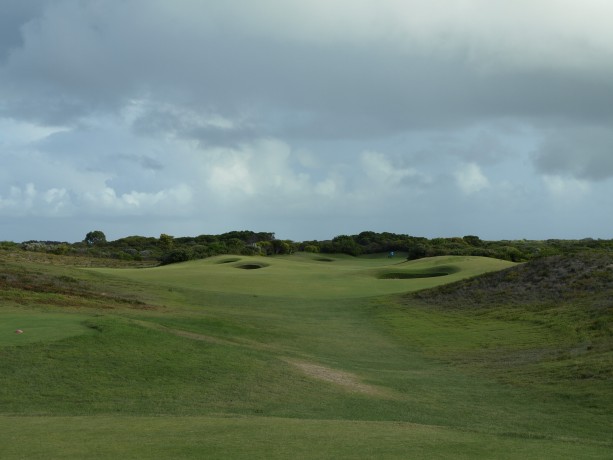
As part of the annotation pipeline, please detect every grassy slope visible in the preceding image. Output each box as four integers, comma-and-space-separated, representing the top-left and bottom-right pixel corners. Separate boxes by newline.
1, 251, 611, 458
399, 253, 613, 384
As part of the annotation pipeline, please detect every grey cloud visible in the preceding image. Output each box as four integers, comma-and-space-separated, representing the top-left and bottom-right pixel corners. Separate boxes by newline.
0, 0, 48, 61
2, 1, 613, 138
111, 154, 164, 172
132, 107, 259, 148
2, 1, 613, 242
534, 125, 613, 180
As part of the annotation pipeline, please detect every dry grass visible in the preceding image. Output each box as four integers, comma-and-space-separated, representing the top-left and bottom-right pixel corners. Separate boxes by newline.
284, 359, 399, 398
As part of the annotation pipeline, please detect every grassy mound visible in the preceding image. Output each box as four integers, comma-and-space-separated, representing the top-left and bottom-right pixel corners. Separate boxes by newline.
392, 252, 613, 391
411, 252, 613, 307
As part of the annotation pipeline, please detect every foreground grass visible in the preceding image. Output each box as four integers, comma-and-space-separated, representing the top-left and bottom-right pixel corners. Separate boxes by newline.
2, 416, 610, 460
1, 251, 611, 458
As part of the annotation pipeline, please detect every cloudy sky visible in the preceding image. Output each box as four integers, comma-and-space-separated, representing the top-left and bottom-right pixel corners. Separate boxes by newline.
1, 0, 613, 243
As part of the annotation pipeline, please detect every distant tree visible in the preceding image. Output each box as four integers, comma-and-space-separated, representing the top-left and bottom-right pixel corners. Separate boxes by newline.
499, 246, 524, 262
241, 245, 261, 256
407, 243, 428, 260
84, 230, 107, 246
160, 248, 191, 265
113, 235, 158, 251
258, 240, 273, 255
270, 239, 291, 255
356, 231, 377, 246
463, 235, 483, 247
159, 233, 174, 252
329, 235, 361, 256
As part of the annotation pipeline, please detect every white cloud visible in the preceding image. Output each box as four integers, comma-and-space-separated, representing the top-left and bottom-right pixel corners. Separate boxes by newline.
81, 184, 193, 215
205, 139, 323, 201
0, 118, 67, 145
454, 163, 490, 195
360, 151, 424, 187
0, 181, 193, 218
315, 178, 338, 197
0, 183, 70, 217
543, 175, 590, 200
208, 152, 255, 196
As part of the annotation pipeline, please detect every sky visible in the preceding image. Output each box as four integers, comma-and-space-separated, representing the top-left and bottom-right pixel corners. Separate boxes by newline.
1, 0, 613, 243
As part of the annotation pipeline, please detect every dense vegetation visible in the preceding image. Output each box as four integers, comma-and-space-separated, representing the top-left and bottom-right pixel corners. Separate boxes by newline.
6, 229, 613, 265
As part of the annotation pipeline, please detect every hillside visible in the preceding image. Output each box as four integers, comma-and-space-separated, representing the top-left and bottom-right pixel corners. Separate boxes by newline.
396, 253, 613, 387
411, 252, 613, 307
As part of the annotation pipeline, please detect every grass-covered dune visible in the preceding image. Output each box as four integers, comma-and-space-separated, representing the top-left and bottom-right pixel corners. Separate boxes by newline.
1, 250, 612, 458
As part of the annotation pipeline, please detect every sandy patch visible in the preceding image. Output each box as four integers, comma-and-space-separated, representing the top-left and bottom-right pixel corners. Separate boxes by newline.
285, 359, 397, 398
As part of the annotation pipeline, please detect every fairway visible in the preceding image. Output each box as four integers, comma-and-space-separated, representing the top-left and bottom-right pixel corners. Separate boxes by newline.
1, 253, 611, 459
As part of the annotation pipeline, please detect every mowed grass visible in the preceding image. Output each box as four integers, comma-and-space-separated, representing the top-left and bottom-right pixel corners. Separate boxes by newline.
93, 253, 514, 299
1, 252, 612, 458
2, 416, 610, 460
0, 311, 93, 346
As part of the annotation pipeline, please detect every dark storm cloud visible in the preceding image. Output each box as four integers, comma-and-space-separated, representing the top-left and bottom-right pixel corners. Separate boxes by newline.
2, 0, 612, 139
0, 0, 48, 61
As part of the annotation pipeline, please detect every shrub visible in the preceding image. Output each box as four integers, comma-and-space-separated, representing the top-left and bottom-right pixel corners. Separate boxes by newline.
160, 249, 191, 265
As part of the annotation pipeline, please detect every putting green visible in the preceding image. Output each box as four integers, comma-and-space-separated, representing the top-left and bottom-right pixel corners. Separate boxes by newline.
92, 254, 515, 300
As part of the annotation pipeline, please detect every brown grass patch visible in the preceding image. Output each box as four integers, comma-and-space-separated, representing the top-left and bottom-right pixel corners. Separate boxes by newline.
285, 359, 398, 398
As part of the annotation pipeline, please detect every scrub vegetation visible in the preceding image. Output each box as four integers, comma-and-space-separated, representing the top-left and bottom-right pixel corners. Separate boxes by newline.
11, 229, 613, 265
0, 238, 611, 459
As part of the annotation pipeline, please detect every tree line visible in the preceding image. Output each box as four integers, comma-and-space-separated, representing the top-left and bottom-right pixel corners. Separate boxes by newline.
6, 230, 613, 265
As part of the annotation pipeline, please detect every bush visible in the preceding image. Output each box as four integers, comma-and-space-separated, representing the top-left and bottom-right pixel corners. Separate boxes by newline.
160, 249, 191, 265
0, 241, 20, 250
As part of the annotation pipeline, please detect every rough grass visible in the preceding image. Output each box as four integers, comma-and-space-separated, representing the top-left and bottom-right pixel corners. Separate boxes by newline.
1, 250, 611, 458
411, 253, 613, 306
389, 252, 613, 409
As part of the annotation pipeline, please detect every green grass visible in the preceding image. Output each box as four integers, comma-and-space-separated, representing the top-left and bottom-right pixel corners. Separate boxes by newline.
90, 254, 513, 300
1, 251, 611, 458
2, 416, 610, 460
0, 311, 93, 346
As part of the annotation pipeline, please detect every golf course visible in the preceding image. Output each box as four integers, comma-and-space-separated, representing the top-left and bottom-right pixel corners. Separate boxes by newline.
1, 250, 612, 458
